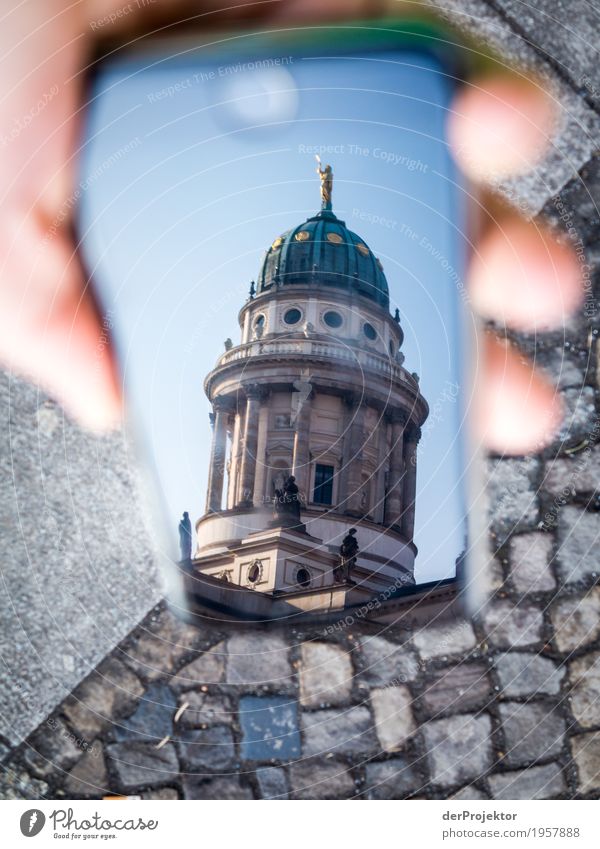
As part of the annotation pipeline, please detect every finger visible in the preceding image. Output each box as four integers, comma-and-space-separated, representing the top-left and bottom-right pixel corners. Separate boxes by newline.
0, 216, 122, 431
469, 215, 582, 331
448, 74, 555, 182
476, 334, 562, 454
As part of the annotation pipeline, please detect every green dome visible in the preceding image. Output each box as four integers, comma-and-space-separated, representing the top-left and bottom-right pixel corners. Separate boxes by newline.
256, 207, 390, 309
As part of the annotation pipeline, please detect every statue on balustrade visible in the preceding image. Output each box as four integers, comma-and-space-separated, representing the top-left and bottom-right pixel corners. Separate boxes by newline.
334, 528, 358, 583
273, 475, 303, 529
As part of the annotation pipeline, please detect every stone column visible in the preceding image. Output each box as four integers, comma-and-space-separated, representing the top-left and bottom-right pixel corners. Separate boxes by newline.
237, 385, 262, 507
292, 389, 312, 503
344, 398, 366, 517
401, 425, 421, 540
205, 400, 229, 513
384, 414, 406, 528
252, 401, 270, 507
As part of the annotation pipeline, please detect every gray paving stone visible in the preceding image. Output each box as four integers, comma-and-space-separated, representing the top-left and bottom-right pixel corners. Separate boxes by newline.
0, 765, 48, 800
482, 601, 544, 648
450, 784, 488, 800
239, 695, 300, 761
509, 533, 556, 592
550, 588, 600, 652
64, 746, 109, 797
499, 702, 565, 767
570, 731, 600, 794
141, 787, 179, 799
22, 718, 86, 779
495, 652, 565, 697
226, 633, 292, 689
62, 658, 144, 739
175, 692, 234, 729
413, 619, 477, 661
486, 458, 540, 542
544, 450, 600, 498
422, 713, 493, 788
178, 725, 236, 773
182, 776, 254, 800
123, 608, 203, 683
289, 759, 355, 799
556, 507, 600, 584
364, 757, 421, 799
557, 388, 597, 446
112, 682, 176, 743
299, 642, 353, 708
421, 663, 492, 717
358, 635, 420, 686
106, 741, 179, 792
169, 641, 226, 691
371, 686, 416, 752
255, 766, 289, 799
568, 651, 600, 729
301, 706, 379, 758
488, 762, 566, 800
0, 378, 161, 746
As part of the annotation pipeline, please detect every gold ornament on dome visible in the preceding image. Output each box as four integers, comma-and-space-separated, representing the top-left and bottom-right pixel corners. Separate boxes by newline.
356, 242, 369, 256
326, 232, 343, 244
294, 230, 310, 241
271, 236, 283, 249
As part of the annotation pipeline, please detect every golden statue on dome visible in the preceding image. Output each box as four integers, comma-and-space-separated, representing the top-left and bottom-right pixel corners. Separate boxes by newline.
315, 155, 333, 209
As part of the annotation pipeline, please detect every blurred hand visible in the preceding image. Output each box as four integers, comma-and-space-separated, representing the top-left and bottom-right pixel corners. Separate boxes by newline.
0, 0, 582, 450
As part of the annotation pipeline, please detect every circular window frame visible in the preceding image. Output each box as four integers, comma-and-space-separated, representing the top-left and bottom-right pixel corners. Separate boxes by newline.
283, 306, 303, 326
326, 232, 343, 245
247, 559, 263, 585
294, 565, 312, 589
322, 309, 344, 330
294, 230, 310, 242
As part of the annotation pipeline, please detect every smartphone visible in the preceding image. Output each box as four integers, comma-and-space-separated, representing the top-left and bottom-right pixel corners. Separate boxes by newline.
77, 17, 487, 627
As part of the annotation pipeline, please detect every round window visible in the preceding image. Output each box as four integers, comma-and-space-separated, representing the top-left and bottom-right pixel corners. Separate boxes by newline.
363, 322, 377, 341
284, 308, 302, 325
323, 310, 343, 329
296, 567, 311, 588
247, 560, 262, 584
326, 232, 343, 244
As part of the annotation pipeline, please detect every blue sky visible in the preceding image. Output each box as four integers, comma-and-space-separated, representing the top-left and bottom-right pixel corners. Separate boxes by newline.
79, 46, 468, 583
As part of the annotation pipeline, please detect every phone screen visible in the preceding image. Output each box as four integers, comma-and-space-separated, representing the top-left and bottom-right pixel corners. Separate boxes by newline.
78, 27, 477, 625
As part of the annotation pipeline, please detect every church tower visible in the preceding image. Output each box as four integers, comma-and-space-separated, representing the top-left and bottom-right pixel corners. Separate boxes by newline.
187, 165, 429, 619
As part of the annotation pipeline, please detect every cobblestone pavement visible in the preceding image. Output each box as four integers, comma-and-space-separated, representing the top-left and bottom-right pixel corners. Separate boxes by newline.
2, 1, 600, 800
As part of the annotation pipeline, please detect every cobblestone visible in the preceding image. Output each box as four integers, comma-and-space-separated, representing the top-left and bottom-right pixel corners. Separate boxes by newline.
301, 706, 379, 758
357, 635, 419, 686
413, 619, 477, 661
499, 703, 566, 767
371, 686, 416, 751
64, 747, 109, 797
105, 741, 179, 792
169, 641, 226, 691
226, 633, 292, 689
544, 450, 600, 497
550, 589, 600, 651
570, 732, 600, 794
299, 642, 353, 708
422, 714, 493, 788
111, 682, 176, 743
62, 658, 144, 739
289, 759, 355, 799
255, 766, 289, 799
364, 757, 422, 799
556, 507, 600, 584
182, 776, 253, 800
568, 652, 600, 729
482, 601, 544, 649
420, 663, 492, 717
239, 695, 300, 761
22, 718, 86, 779
488, 763, 567, 800
178, 725, 236, 773
175, 692, 233, 729
494, 652, 565, 697
486, 458, 540, 542
509, 533, 556, 592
